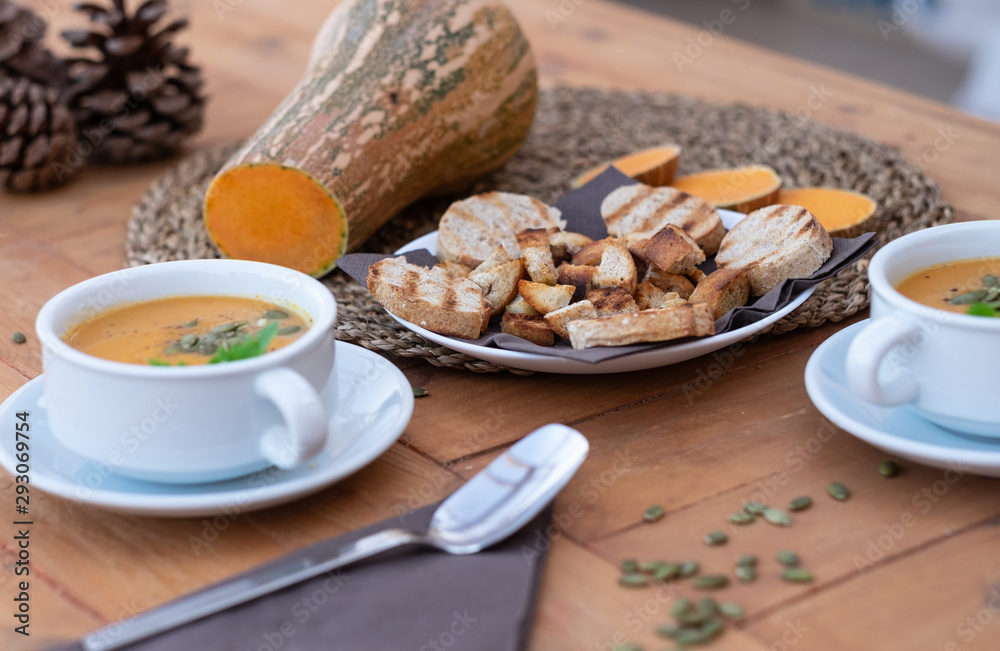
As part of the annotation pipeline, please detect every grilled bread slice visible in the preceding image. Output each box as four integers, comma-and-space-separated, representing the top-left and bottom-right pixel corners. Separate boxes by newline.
471, 245, 511, 275
557, 263, 598, 301
518, 280, 575, 314
433, 261, 472, 277
642, 267, 695, 299
586, 286, 639, 317
642, 224, 706, 275
516, 229, 558, 285
688, 267, 749, 320
634, 282, 686, 311
470, 259, 525, 319
567, 303, 716, 349
501, 312, 555, 346
715, 205, 833, 296
600, 184, 725, 254
368, 257, 489, 339
437, 192, 566, 267
594, 239, 638, 293
549, 231, 594, 263
505, 295, 541, 315
544, 300, 599, 339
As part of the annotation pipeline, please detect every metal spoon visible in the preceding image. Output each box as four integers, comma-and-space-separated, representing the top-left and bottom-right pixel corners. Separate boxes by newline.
82, 423, 589, 650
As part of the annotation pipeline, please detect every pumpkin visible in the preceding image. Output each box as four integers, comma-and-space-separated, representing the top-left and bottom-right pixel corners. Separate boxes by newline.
571, 145, 681, 188
777, 187, 878, 238
203, 0, 538, 277
670, 165, 782, 214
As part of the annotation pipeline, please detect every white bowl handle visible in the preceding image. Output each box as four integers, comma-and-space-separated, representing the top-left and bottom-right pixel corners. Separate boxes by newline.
254, 368, 328, 468
846, 317, 920, 407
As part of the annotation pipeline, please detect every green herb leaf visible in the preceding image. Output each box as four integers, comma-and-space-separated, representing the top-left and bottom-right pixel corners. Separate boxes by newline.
148, 359, 187, 367
967, 302, 997, 317
209, 321, 279, 364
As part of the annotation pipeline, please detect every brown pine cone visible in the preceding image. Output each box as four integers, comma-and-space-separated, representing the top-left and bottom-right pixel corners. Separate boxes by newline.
0, 0, 68, 85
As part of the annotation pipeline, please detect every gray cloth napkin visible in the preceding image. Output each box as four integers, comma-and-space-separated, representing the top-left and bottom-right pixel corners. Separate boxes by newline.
338, 168, 878, 362
49, 504, 552, 651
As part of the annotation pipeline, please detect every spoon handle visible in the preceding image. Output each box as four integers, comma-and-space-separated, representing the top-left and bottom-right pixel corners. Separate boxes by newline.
82, 528, 423, 651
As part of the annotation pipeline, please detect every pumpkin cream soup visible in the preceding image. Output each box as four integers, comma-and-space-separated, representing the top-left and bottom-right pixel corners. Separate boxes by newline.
65, 296, 310, 365
895, 257, 1000, 317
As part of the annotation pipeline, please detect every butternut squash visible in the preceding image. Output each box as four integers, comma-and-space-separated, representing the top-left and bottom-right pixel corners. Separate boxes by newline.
204, 0, 538, 277
571, 145, 681, 189
776, 187, 878, 238
670, 165, 782, 214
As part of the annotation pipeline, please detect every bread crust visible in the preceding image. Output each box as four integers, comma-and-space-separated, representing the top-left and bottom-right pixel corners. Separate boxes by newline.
688, 267, 749, 320
567, 303, 716, 349
501, 312, 555, 346
600, 184, 724, 254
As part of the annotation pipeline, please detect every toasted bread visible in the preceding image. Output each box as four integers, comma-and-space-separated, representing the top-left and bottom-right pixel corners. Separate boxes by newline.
642, 224, 706, 275
433, 261, 472, 277
437, 192, 566, 267
571, 239, 611, 266
544, 300, 599, 339
368, 257, 489, 339
587, 286, 639, 317
634, 282, 686, 311
518, 279, 575, 314
715, 204, 833, 295
688, 267, 749, 320
505, 295, 541, 315
471, 245, 511, 275
600, 184, 725, 254
567, 303, 716, 349
516, 228, 559, 285
501, 312, 555, 346
557, 263, 598, 301
470, 259, 525, 319
686, 269, 706, 284
549, 231, 594, 263
642, 267, 695, 299
593, 239, 638, 293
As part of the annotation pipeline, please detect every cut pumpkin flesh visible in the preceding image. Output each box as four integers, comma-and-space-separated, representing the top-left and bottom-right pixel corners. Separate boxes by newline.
571, 145, 681, 188
204, 164, 346, 278
777, 187, 878, 238
670, 165, 781, 213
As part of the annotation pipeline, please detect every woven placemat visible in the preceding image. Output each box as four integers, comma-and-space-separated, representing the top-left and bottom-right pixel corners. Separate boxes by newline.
126, 87, 952, 374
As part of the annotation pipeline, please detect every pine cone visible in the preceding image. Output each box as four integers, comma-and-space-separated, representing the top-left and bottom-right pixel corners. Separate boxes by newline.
0, 0, 68, 85
62, 0, 205, 164
0, 76, 80, 192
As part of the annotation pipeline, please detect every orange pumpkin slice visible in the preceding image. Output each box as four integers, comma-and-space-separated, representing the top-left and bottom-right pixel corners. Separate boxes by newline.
670, 165, 782, 214
777, 187, 878, 238
571, 145, 681, 188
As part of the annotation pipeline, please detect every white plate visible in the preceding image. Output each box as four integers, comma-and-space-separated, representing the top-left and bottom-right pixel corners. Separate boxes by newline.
805, 320, 1000, 477
0, 342, 414, 516
392, 209, 815, 374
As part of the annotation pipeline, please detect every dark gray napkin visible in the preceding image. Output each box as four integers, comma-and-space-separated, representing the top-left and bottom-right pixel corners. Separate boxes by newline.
49, 504, 552, 651
338, 168, 878, 363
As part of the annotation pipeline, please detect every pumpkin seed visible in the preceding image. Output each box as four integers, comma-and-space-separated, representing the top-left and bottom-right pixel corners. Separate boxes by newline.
621, 559, 639, 573
653, 562, 681, 582
182, 319, 198, 328
736, 554, 758, 567
164, 344, 181, 356
670, 598, 693, 617
788, 495, 813, 511
879, 460, 900, 477
728, 512, 755, 525
611, 644, 642, 651
949, 289, 988, 305
763, 507, 792, 526
691, 574, 729, 590
211, 321, 244, 334
643, 504, 665, 523
984, 274, 999, 287
672, 618, 724, 645
718, 602, 745, 620
703, 530, 728, 546
278, 325, 302, 336
776, 550, 800, 567
265, 310, 289, 320
619, 572, 649, 587
781, 568, 814, 583
412, 387, 429, 398
987, 287, 1000, 302
655, 623, 680, 638
179, 334, 198, 349
678, 597, 718, 625
735, 564, 756, 583
197, 340, 218, 355
639, 560, 663, 573
743, 501, 768, 515
828, 482, 850, 501
11, 331, 26, 344
679, 560, 699, 577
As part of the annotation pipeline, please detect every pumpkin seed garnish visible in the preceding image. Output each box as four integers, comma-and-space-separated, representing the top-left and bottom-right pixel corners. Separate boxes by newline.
728, 512, 755, 525
621, 559, 639, 573
652, 562, 681, 582
264, 310, 289, 320
879, 460, 900, 477
828, 481, 850, 501
691, 574, 729, 589
788, 495, 813, 511
676, 598, 714, 625
619, 572, 649, 587
678, 560, 700, 577
211, 321, 244, 334
703, 530, 728, 546
776, 550, 800, 567
763, 507, 792, 526
278, 325, 302, 336
179, 333, 198, 349
672, 618, 724, 645
412, 387, 429, 398
735, 564, 756, 583
983, 274, 999, 287
182, 319, 198, 328
743, 501, 768, 515
949, 289, 988, 305
736, 554, 758, 567
670, 598, 693, 618
781, 568, 814, 583
643, 504, 665, 523
164, 344, 181, 356
718, 602, 745, 620
11, 331, 26, 344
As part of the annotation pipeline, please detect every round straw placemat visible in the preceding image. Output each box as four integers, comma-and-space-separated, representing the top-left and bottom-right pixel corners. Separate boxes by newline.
126, 86, 952, 374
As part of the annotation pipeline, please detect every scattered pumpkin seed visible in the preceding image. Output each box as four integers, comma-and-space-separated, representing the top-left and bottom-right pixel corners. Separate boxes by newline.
763, 507, 791, 526
638, 560, 663, 573
210, 321, 245, 334
619, 572, 649, 587
676, 600, 713, 625
653, 562, 682, 582
718, 602, 746, 620
179, 333, 198, 349
278, 325, 302, 336
735, 564, 756, 583
611, 644, 642, 651
264, 310, 289, 320
984, 274, 999, 287
643, 504, 665, 523
655, 623, 680, 638
949, 289, 988, 305
781, 568, 814, 583
182, 319, 198, 328
621, 559, 640, 573
743, 501, 768, 515
776, 550, 800, 567
679, 560, 700, 577
704, 530, 728, 546
672, 618, 724, 645
412, 387, 429, 398
691, 574, 729, 590
788, 495, 813, 511
670, 598, 693, 618
11, 331, 26, 344
737, 554, 758, 567
828, 482, 850, 501
879, 460, 900, 477
728, 512, 755, 525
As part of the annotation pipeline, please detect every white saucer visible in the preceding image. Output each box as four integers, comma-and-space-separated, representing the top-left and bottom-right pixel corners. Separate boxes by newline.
0, 342, 414, 516
805, 320, 1000, 477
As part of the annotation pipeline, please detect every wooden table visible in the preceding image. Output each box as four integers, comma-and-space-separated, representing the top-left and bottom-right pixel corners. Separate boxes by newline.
3, 1, 1000, 649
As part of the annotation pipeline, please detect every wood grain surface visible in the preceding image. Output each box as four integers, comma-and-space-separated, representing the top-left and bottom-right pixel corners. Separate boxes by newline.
2, 1, 999, 650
